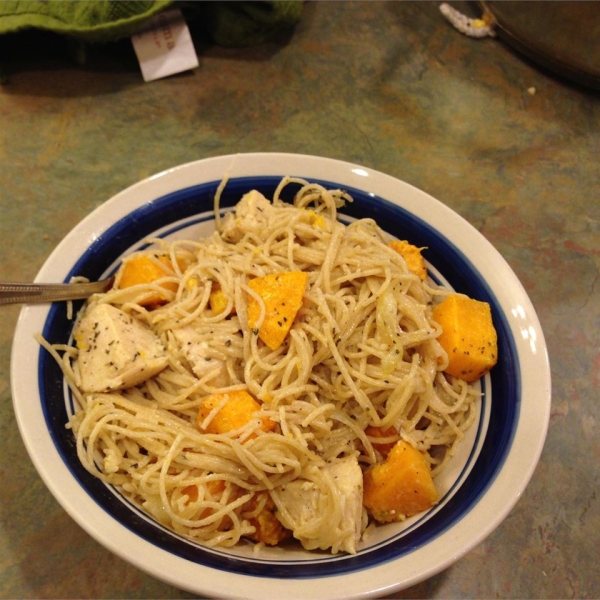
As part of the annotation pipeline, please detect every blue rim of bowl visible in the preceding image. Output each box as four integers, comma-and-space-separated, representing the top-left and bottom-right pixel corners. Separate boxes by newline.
38, 176, 520, 578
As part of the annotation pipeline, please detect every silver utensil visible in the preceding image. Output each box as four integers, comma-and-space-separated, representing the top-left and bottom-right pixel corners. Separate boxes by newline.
0, 277, 114, 306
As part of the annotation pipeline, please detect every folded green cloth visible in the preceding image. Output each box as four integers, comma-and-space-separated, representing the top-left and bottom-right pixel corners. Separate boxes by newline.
200, 1, 303, 47
0, 0, 303, 46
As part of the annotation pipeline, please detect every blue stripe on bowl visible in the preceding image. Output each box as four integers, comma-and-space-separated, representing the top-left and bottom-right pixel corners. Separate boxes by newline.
39, 176, 520, 578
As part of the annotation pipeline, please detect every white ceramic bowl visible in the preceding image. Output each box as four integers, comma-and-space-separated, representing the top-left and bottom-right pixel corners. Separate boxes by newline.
11, 153, 551, 599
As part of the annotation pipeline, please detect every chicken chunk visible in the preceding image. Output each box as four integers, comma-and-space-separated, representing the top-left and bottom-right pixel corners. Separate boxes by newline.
170, 326, 230, 387
73, 303, 168, 393
274, 456, 363, 554
220, 190, 274, 243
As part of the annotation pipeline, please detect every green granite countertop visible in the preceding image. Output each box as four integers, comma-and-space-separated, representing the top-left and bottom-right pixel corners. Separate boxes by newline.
1, 2, 598, 598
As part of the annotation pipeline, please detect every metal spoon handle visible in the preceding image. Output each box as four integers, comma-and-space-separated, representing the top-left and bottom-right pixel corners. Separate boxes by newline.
0, 278, 114, 305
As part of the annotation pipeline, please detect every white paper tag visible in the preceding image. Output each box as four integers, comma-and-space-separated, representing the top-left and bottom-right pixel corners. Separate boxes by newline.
131, 8, 199, 82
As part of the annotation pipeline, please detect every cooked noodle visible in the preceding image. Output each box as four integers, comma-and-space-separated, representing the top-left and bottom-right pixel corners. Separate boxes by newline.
40, 177, 480, 553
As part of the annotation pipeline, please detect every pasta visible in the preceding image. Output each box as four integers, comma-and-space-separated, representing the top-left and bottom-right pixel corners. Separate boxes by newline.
41, 177, 482, 554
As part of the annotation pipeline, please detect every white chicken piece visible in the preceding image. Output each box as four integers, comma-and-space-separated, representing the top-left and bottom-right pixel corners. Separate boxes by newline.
170, 325, 230, 387
73, 303, 169, 393
220, 189, 274, 243
274, 456, 364, 554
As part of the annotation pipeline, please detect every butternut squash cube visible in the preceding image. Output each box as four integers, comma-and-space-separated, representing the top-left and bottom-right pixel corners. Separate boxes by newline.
432, 294, 498, 382
389, 240, 427, 280
247, 271, 308, 350
117, 254, 180, 305
363, 441, 438, 523
243, 491, 292, 546
365, 425, 399, 459
209, 286, 235, 316
197, 389, 275, 435
182, 479, 226, 504
181, 480, 235, 529
182, 480, 227, 518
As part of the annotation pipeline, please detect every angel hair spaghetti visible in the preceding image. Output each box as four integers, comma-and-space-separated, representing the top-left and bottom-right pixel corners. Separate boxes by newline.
40, 177, 497, 555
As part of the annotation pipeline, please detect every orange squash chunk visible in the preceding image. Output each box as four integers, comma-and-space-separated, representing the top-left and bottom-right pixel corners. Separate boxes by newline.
209, 285, 235, 316
182, 479, 226, 503
432, 294, 498, 382
365, 425, 399, 459
182, 480, 227, 517
243, 491, 292, 546
363, 441, 438, 523
247, 271, 308, 350
389, 240, 427, 280
117, 254, 180, 305
197, 389, 275, 436
182, 480, 236, 530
